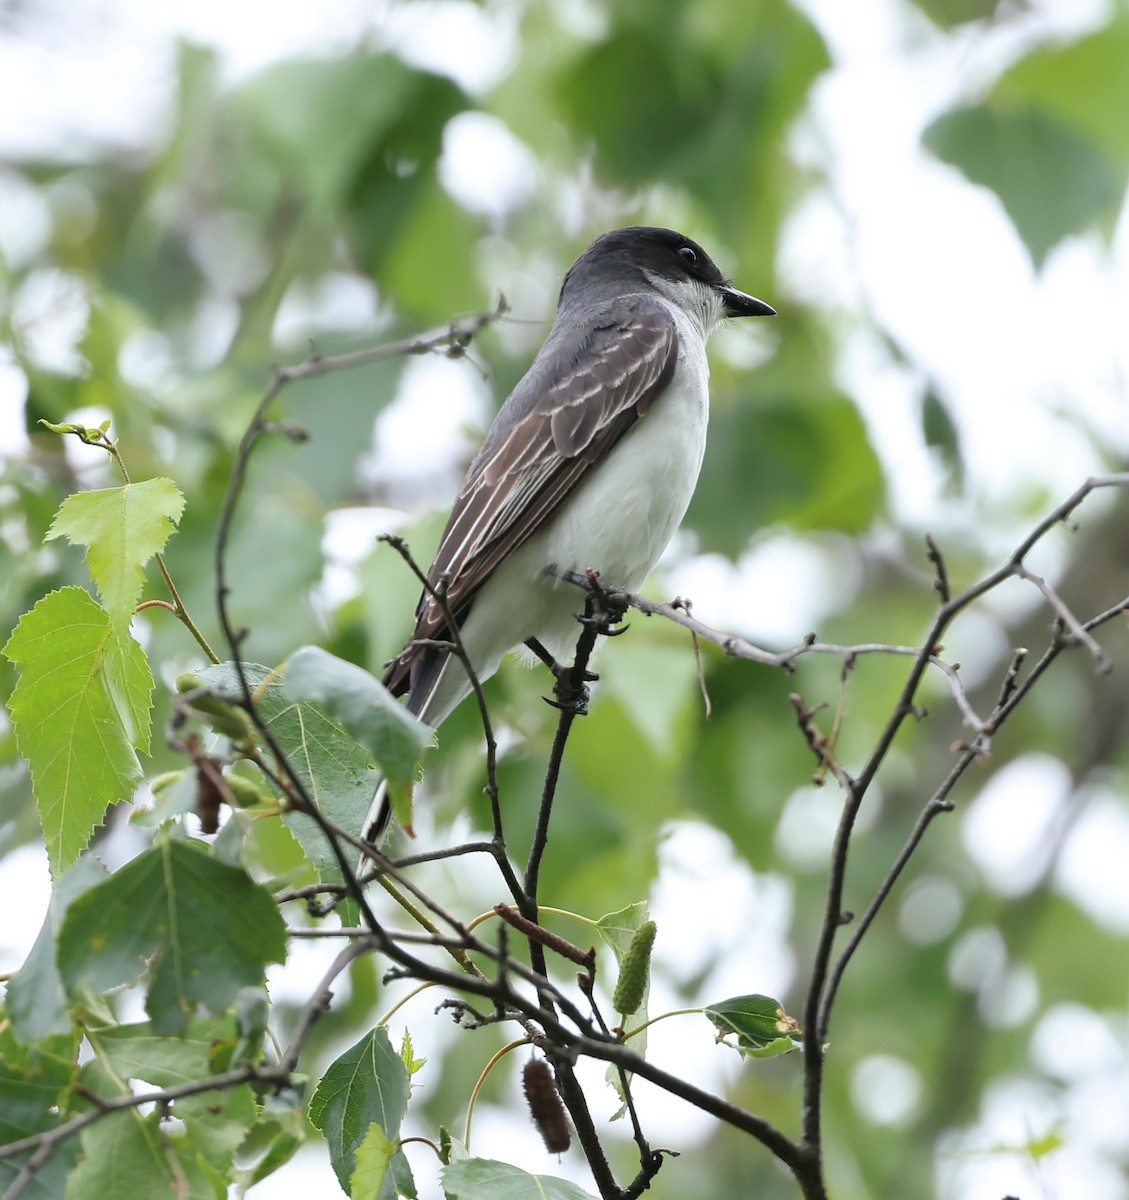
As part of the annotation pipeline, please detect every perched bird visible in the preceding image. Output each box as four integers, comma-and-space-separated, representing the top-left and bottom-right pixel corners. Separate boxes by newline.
363, 226, 774, 843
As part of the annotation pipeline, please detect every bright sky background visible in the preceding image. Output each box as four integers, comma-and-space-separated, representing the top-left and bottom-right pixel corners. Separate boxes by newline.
1, 1, 1127, 1198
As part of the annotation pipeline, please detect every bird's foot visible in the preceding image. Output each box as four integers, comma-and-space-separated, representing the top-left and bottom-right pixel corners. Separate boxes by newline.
526, 637, 597, 714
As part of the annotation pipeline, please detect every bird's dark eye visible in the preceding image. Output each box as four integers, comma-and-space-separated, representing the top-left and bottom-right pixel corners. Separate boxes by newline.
678, 246, 698, 266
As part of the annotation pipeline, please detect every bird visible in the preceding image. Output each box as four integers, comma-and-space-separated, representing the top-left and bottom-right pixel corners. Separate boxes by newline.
362, 225, 774, 845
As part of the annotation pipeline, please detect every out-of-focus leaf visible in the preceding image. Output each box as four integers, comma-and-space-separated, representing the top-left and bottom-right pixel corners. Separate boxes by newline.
921, 386, 963, 485
371, 179, 483, 320
3, 588, 152, 874
63, 1106, 216, 1200
0, 1023, 81, 1198
58, 837, 286, 1035
232, 1106, 306, 1190
924, 104, 1123, 266
691, 353, 885, 558
599, 635, 699, 760
240, 55, 434, 216
554, 2, 828, 264
7, 856, 107, 1042
907, 0, 1004, 28
442, 1159, 598, 1200
996, 12, 1129, 161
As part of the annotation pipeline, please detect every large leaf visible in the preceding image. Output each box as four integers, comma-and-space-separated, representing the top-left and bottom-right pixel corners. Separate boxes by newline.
995, 11, 1129, 162
308, 1028, 412, 1198
924, 104, 1124, 267
3, 588, 153, 875
45, 477, 185, 624
552, 2, 828, 261
690, 369, 885, 558
57, 837, 287, 1035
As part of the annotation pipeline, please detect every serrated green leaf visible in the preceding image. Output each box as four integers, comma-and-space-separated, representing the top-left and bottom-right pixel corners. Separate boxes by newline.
704, 993, 803, 1059
7, 857, 108, 1041
3, 587, 153, 874
45, 477, 185, 623
442, 1158, 598, 1200
57, 838, 287, 1035
283, 645, 432, 817
196, 662, 382, 879
350, 1122, 397, 1200
309, 1028, 411, 1198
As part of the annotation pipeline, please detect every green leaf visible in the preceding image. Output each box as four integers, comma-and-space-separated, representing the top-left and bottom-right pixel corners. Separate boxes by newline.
923, 104, 1124, 266
7, 856, 108, 1041
996, 12, 1129, 161
57, 837, 287, 1035
3, 587, 153, 875
241, 53, 466, 221
232, 1109, 305, 1190
63, 1107, 217, 1200
906, 0, 1004, 29
0, 1022, 81, 1197
76, 1017, 255, 1189
84, 1018, 238, 1090
282, 645, 432, 825
704, 994, 803, 1059
45, 477, 185, 623
442, 1159, 598, 1200
349, 1123, 397, 1200
309, 1028, 412, 1198
196, 661, 384, 879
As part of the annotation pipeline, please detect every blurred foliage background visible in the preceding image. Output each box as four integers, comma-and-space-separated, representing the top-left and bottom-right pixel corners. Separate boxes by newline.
2, 0, 1128, 1197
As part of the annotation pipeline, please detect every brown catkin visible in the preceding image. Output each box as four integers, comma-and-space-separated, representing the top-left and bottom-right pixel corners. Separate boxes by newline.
522, 1059, 571, 1153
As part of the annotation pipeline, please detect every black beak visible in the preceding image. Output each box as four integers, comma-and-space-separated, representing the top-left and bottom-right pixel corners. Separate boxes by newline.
721, 286, 776, 318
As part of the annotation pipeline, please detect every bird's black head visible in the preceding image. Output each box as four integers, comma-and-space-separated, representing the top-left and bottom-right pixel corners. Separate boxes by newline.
560, 226, 775, 321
